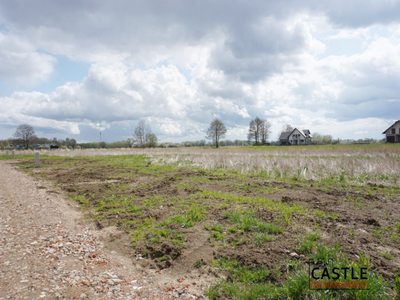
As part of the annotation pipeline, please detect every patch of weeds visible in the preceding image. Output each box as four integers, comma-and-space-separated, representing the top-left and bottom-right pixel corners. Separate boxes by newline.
229, 237, 239, 248
204, 223, 224, 232
253, 232, 274, 247
71, 194, 88, 205
396, 222, 400, 233
137, 183, 152, 188
194, 259, 205, 268
195, 189, 308, 225
19, 163, 35, 169
205, 284, 220, 300
131, 217, 156, 244
224, 211, 283, 234
379, 251, 394, 260
141, 195, 168, 208
206, 257, 278, 299
211, 257, 270, 284
228, 226, 237, 234
315, 209, 328, 220
219, 200, 229, 209
372, 226, 383, 238
127, 205, 140, 212
210, 231, 225, 241
158, 203, 207, 228
172, 231, 185, 246
176, 181, 195, 190
309, 241, 340, 265
394, 273, 400, 299
284, 270, 310, 299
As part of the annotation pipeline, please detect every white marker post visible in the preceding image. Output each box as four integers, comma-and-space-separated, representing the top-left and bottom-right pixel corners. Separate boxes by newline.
35, 152, 40, 167
6, 150, 8, 156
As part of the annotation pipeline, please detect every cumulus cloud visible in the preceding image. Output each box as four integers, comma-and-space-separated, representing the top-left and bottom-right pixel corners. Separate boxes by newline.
0, 1, 399, 141
0, 33, 56, 84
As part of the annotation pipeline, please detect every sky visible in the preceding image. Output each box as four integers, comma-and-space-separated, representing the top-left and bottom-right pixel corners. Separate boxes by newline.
1, 0, 400, 143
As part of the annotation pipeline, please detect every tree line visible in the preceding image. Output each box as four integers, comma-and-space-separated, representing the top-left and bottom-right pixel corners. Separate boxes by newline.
0, 121, 384, 151
0, 124, 78, 150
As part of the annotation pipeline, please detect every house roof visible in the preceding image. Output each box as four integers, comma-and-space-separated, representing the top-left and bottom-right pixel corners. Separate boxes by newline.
279, 131, 291, 140
302, 129, 312, 138
289, 128, 311, 138
382, 120, 400, 134
279, 128, 311, 140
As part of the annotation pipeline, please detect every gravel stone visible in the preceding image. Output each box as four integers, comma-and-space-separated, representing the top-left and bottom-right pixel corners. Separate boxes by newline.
0, 161, 197, 299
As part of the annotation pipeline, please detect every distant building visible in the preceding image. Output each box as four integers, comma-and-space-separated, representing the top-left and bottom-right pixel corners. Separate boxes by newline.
279, 128, 312, 145
383, 120, 400, 143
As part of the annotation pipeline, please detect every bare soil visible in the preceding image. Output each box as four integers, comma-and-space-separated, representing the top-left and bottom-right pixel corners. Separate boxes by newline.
12, 156, 400, 295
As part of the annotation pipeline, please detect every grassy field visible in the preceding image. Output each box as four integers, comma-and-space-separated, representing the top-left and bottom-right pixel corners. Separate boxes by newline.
2, 144, 400, 299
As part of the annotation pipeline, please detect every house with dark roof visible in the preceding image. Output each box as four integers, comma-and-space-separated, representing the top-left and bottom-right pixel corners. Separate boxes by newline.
279, 128, 312, 145
382, 120, 400, 143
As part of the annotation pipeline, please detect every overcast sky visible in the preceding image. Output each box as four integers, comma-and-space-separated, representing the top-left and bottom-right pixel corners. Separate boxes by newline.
1, 0, 399, 143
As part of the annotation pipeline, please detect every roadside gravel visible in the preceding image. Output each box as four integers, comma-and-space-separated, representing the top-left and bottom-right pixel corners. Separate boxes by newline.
0, 161, 198, 300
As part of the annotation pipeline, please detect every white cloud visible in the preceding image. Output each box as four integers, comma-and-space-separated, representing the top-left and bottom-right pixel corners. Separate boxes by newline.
0, 1, 399, 141
0, 33, 56, 84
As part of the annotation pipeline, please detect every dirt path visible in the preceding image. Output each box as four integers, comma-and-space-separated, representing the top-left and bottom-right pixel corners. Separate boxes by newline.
0, 161, 197, 300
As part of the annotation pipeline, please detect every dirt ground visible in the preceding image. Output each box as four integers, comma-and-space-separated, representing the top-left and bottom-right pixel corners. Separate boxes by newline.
5, 154, 400, 299
0, 160, 207, 299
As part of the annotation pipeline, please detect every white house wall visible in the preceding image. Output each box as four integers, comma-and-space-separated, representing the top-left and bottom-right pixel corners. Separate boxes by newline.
385, 121, 400, 142
288, 129, 306, 145
385, 122, 400, 135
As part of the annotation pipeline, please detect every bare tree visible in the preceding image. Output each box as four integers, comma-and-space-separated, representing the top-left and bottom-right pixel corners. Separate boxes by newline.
277, 124, 294, 140
134, 120, 150, 148
134, 120, 153, 148
13, 124, 37, 149
248, 117, 270, 145
282, 124, 293, 133
247, 119, 257, 144
205, 118, 227, 148
260, 118, 271, 144
127, 138, 135, 148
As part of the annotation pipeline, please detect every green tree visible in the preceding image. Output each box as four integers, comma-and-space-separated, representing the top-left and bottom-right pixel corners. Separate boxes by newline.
322, 135, 332, 144
69, 139, 77, 149
312, 133, 323, 144
146, 133, 157, 148
205, 118, 227, 148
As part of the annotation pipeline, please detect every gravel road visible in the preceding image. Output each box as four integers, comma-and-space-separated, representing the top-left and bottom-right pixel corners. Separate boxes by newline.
0, 161, 197, 300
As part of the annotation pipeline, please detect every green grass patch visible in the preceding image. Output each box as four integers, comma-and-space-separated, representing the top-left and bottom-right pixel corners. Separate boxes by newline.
158, 203, 207, 228
224, 211, 283, 234
253, 232, 274, 246
297, 233, 321, 254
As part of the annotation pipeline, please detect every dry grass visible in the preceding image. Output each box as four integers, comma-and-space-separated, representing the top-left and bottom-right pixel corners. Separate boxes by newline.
3, 144, 400, 186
